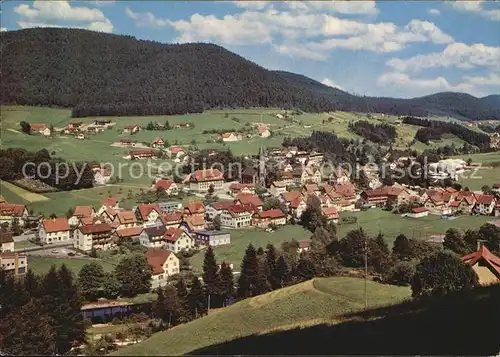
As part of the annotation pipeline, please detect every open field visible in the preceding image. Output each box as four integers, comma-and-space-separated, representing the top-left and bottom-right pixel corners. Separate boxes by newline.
27, 255, 116, 275
0, 180, 50, 202
14, 240, 39, 250
0, 181, 31, 205
111, 277, 410, 356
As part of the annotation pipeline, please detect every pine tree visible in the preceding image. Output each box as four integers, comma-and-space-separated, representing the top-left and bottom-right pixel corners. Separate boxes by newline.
153, 287, 168, 322
256, 255, 271, 295
375, 232, 390, 255
163, 285, 183, 327
295, 253, 316, 282
78, 262, 105, 301
393, 234, 412, 261
202, 246, 220, 308
175, 277, 189, 322
187, 276, 207, 319
219, 262, 234, 306
272, 256, 290, 288
264, 244, 278, 288
237, 244, 260, 298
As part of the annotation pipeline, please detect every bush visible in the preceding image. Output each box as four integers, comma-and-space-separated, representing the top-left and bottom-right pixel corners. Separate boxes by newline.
83, 318, 93, 329
111, 317, 122, 325
128, 312, 150, 323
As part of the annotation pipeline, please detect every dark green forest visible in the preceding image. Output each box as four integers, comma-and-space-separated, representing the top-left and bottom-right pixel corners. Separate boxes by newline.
2, 28, 499, 120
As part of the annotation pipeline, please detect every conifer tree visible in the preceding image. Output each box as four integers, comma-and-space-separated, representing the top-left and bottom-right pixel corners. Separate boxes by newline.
187, 276, 207, 319
219, 262, 234, 306
175, 277, 189, 322
264, 244, 278, 288
272, 256, 290, 288
375, 232, 390, 255
202, 246, 220, 308
237, 244, 260, 298
393, 234, 412, 261
295, 253, 316, 282
163, 285, 184, 327
153, 287, 168, 322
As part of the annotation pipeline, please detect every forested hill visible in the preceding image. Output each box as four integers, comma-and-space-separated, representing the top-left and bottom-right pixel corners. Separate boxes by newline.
2, 28, 499, 120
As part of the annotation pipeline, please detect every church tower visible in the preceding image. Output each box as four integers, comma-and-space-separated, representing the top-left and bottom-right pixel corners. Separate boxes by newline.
258, 145, 267, 187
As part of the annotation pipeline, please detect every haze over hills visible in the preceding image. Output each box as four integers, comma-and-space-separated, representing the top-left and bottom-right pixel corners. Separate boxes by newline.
2, 28, 499, 120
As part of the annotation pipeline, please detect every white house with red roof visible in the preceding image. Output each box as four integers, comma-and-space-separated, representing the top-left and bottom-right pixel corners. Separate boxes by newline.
221, 132, 242, 142
407, 206, 429, 218
220, 203, 255, 228
229, 183, 255, 196
234, 193, 263, 212
153, 179, 179, 195
289, 197, 307, 219
39, 217, 71, 244
297, 240, 310, 253
166, 145, 185, 159
159, 212, 183, 228
0, 203, 29, 227
474, 194, 496, 215
253, 209, 287, 228
321, 207, 339, 223
189, 169, 224, 192
164, 227, 195, 253
151, 137, 165, 148
30, 123, 51, 136
206, 201, 234, 220
147, 248, 180, 289
74, 223, 114, 252
113, 210, 140, 230
140, 224, 167, 248
462, 244, 500, 286
136, 204, 162, 226
123, 124, 140, 134
68, 206, 96, 227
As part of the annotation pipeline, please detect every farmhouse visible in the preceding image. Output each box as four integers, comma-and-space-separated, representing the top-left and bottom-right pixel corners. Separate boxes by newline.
166, 145, 185, 158
0, 232, 14, 252
113, 210, 140, 230
147, 248, 180, 289
189, 169, 224, 192
136, 204, 162, 226
123, 124, 140, 134
113, 226, 143, 242
221, 132, 242, 142
153, 179, 178, 195
462, 244, 500, 286
474, 194, 496, 215
68, 206, 96, 226
74, 223, 115, 252
139, 224, 167, 248
0, 203, 28, 227
0, 252, 28, 276
220, 203, 255, 228
253, 209, 286, 228
229, 183, 255, 196
408, 207, 429, 218
39, 217, 71, 245
129, 149, 155, 159
30, 123, 51, 136
234, 193, 263, 211
206, 201, 234, 220
194, 230, 231, 247
159, 212, 183, 228
321, 207, 339, 223
164, 228, 195, 253
151, 137, 165, 148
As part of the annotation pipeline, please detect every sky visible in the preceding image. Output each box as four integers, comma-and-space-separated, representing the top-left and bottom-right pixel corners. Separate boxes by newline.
2, 0, 500, 98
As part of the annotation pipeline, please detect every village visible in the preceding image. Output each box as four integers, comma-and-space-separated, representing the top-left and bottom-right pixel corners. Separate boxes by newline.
2, 142, 500, 288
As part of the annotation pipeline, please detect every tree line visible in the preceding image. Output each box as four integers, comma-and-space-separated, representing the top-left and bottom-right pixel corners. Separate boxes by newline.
348, 120, 397, 144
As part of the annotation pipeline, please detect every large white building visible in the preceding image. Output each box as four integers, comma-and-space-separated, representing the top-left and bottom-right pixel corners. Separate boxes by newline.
39, 217, 71, 245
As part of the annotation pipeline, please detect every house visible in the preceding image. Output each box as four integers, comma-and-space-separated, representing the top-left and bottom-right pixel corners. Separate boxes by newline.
164, 227, 195, 253
68, 206, 96, 226
474, 194, 496, 215
280, 191, 303, 207
139, 224, 167, 248
0, 203, 29, 227
166, 145, 185, 158
129, 149, 155, 159
182, 215, 206, 232
101, 197, 120, 210
113, 210, 140, 230
93, 167, 111, 185
94, 119, 111, 126
297, 240, 310, 253
123, 124, 140, 134
302, 183, 320, 197
153, 180, 179, 195
0, 252, 28, 276
289, 197, 307, 219
279, 170, 294, 186
39, 217, 71, 245
451, 194, 476, 214
276, 113, 284, 119
408, 207, 429, 218
75, 133, 85, 140
220, 204, 255, 228
151, 137, 165, 148
241, 167, 259, 185
321, 207, 339, 223
292, 167, 322, 185
194, 230, 231, 247
221, 132, 242, 142
159, 212, 183, 228
360, 188, 389, 207
147, 248, 180, 289
206, 201, 234, 220
492, 184, 500, 194
100, 207, 117, 224
462, 244, 500, 286
229, 183, 255, 196
184, 201, 205, 218
253, 209, 287, 228
234, 193, 263, 212
30, 123, 51, 136
258, 127, 271, 138
189, 169, 224, 192
270, 181, 287, 197
158, 201, 183, 213
136, 204, 162, 226
113, 226, 143, 242
0, 231, 14, 252
74, 223, 115, 252
120, 139, 137, 146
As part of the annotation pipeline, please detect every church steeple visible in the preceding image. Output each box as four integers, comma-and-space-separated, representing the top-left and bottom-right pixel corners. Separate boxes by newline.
258, 145, 266, 187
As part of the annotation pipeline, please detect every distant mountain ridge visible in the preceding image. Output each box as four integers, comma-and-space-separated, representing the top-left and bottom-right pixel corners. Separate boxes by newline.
2, 28, 499, 120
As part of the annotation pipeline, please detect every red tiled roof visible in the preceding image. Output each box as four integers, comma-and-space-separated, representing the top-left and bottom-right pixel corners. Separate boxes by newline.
116, 226, 143, 238
0, 203, 26, 217
333, 182, 355, 197
474, 194, 495, 205
116, 210, 138, 225
229, 183, 254, 190
130, 149, 154, 156
282, 191, 302, 203
164, 227, 186, 242
256, 209, 286, 219
74, 206, 94, 218
298, 240, 310, 249
222, 132, 235, 138
290, 197, 305, 209
411, 207, 429, 213
0, 231, 14, 245
235, 193, 263, 208
168, 145, 184, 154
147, 248, 174, 275
152, 137, 164, 144
43, 217, 70, 233
160, 212, 183, 224
79, 223, 113, 234
191, 169, 224, 182
30, 123, 47, 130
137, 204, 161, 220
211, 201, 234, 211
462, 245, 500, 276
184, 215, 205, 230
322, 207, 339, 217
102, 197, 120, 207
184, 201, 205, 215
450, 201, 461, 208
303, 183, 319, 192
155, 179, 175, 191
226, 203, 255, 216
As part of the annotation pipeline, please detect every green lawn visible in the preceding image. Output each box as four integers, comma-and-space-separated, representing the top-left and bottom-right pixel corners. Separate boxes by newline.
111, 277, 410, 356
14, 240, 39, 250
27, 256, 116, 276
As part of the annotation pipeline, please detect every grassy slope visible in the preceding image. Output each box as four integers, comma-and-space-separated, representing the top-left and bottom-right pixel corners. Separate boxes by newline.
111, 277, 410, 356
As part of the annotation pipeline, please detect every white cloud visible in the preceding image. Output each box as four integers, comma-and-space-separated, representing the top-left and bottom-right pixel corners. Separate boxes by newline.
233, 1, 271, 10
377, 72, 475, 94
283, 1, 379, 15
428, 8, 441, 16
403, 20, 453, 44
125, 7, 169, 27
14, 1, 113, 32
89, 0, 115, 7
321, 78, 344, 90
1, 27, 7, 32
387, 42, 500, 72
448, 0, 500, 21
462, 72, 500, 86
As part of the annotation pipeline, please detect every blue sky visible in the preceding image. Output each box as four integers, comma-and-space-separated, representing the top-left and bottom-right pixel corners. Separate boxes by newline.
3, 1, 499, 98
